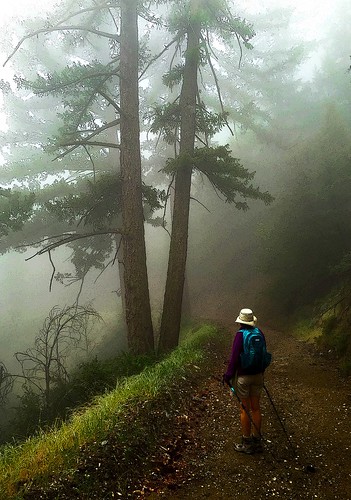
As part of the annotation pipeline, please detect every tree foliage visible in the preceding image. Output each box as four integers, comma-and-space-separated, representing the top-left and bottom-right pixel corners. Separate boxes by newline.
0, 189, 35, 236
163, 145, 273, 208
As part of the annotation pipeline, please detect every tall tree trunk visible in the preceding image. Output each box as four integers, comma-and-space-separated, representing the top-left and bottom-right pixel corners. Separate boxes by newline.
158, 10, 200, 353
120, 0, 154, 354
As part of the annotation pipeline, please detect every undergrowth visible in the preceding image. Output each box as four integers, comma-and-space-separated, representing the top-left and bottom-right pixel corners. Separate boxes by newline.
292, 319, 321, 343
0, 323, 222, 499
316, 316, 351, 376
292, 293, 351, 377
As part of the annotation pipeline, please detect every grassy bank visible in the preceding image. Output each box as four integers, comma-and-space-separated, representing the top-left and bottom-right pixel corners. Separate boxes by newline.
291, 318, 322, 343
0, 323, 224, 499
291, 298, 351, 377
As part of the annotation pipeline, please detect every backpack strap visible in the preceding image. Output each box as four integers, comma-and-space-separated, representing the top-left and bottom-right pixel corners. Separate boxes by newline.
239, 327, 261, 341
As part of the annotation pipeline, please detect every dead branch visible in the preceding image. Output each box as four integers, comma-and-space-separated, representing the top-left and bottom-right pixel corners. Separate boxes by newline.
74, 273, 86, 307
234, 32, 243, 69
93, 236, 122, 284
56, 3, 112, 26
168, 39, 182, 79
78, 118, 120, 141
83, 145, 96, 181
22, 230, 122, 260
99, 89, 121, 113
107, 5, 119, 33
53, 141, 120, 161
48, 250, 56, 292
53, 117, 121, 159
161, 173, 174, 238
195, 133, 209, 147
201, 32, 234, 136
14, 304, 101, 404
4, 25, 119, 67
139, 36, 180, 80
70, 74, 120, 135
190, 196, 211, 213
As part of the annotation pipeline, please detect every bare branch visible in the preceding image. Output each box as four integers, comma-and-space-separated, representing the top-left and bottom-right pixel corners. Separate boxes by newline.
22, 230, 122, 260
161, 173, 174, 238
205, 29, 219, 61
56, 4, 112, 26
0, 363, 13, 404
113, 236, 123, 265
53, 141, 120, 161
4, 27, 119, 67
74, 273, 86, 307
48, 250, 56, 292
14, 304, 101, 405
139, 36, 180, 80
107, 6, 119, 33
195, 133, 209, 147
57, 25, 119, 40
57, 117, 120, 146
82, 118, 120, 140
201, 32, 234, 136
234, 32, 243, 69
72, 73, 120, 132
83, 145, 96, 181
201, 34, 225, 114
190, 196, 211, 213
99, 90, 121, 113
169, 39, 182, 77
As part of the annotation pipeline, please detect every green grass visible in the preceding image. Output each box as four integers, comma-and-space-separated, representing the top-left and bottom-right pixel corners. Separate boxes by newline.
0, 323, 220, 499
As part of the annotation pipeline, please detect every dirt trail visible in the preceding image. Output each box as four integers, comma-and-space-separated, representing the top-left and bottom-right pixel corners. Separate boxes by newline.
143, 326, 351, 500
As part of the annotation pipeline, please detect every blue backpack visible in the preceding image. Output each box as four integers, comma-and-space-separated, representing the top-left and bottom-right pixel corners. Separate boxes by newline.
240, 327, 272, 372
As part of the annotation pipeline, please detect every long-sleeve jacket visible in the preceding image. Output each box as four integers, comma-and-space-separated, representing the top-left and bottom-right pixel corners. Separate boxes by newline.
225, 326, 267, 380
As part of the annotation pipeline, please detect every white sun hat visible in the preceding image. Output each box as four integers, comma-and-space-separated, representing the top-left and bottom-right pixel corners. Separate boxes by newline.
235, 308, 257, 326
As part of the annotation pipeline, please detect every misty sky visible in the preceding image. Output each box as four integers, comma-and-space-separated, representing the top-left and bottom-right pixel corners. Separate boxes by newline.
0, 0, 335, 34
246, 0, 333, 38
0, 0, 338, 97
0, 0, 57, 23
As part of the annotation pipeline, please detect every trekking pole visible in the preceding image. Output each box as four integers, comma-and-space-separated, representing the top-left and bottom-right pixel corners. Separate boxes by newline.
263, 384, 317, 473
216, 376, 316, 472
263, 383, 296, 456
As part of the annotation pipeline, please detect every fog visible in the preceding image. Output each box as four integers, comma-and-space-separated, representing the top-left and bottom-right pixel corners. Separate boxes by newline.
0, 247, 124, 369
0, 0, 350, 440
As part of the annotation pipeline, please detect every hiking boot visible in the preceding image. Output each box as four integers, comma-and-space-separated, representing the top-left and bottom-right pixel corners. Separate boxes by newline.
251, 436, 264, 453
234, 436, 254, 454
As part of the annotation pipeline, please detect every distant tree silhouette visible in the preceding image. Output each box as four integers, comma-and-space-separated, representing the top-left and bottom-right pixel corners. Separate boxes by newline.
15, 304, 100, 412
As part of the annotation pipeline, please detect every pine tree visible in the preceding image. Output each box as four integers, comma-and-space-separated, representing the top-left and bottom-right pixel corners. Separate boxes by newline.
154, 0, 273, 352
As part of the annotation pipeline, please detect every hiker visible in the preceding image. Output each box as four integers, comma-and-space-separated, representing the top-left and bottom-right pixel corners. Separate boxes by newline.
223, 308, 271, 454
